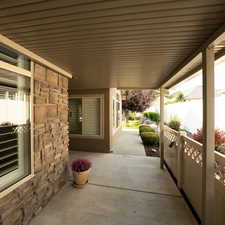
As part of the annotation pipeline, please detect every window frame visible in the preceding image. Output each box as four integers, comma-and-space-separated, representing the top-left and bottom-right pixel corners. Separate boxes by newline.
112, 91, 122, 133
69, 94, 104, 139
0, 60, 34, 198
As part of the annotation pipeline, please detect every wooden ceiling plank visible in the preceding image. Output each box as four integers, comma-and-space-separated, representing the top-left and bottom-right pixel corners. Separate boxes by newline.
10, 24, 217, 45
0, 0, 224, 25
4, 17, 223, 39
2, 6, 224, 31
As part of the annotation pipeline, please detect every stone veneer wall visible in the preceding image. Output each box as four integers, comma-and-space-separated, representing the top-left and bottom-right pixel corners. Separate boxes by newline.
0, 63, 69, 225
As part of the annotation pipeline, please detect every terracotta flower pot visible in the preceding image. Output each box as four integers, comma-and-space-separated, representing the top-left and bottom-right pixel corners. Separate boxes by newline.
72, 168, 91, 188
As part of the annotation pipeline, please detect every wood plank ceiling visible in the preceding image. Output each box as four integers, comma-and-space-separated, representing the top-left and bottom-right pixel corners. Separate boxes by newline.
1, 0, 225, 89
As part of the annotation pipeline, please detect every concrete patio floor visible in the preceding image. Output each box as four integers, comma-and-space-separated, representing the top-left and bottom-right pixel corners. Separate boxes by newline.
29, 151, 197, 225
112, 129, 145, 156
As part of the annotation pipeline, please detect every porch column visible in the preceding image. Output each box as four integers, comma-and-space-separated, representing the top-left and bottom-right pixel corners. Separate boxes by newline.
160, 87, 164, 169
202, 45, 215, 225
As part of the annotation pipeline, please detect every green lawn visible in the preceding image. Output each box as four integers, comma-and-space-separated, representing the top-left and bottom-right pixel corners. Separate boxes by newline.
123, 120, 141, 129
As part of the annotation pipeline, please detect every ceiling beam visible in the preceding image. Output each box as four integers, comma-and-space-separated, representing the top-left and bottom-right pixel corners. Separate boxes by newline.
161, 21, 225, 88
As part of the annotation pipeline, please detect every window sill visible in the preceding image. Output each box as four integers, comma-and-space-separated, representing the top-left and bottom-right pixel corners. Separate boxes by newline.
0, 174, 34, 199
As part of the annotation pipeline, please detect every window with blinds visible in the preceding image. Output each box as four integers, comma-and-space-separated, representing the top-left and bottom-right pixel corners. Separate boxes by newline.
0, 69, 31, 192
0, 125, 18, 177
0, 44, 31, 71
83, 97, 101, 136
69, 96, 103, 137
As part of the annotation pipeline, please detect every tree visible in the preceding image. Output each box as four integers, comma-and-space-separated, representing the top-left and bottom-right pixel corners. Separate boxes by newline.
175, 92, 187, 103
165, 91, 187, 104
122, 90, 155, 121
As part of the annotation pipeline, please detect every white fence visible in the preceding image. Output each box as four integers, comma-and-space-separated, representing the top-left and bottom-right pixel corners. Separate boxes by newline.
164, 126, 225, 224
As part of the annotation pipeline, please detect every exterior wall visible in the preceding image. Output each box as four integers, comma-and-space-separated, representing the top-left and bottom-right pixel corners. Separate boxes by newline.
69, 88, 122, 153
0, 63, 69, 225
69, 89, 110, 153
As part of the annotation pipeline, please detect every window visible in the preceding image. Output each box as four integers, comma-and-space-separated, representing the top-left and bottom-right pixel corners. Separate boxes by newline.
0, 44, 31, 71
69, 96, 103, 137
0, 67, 31, 192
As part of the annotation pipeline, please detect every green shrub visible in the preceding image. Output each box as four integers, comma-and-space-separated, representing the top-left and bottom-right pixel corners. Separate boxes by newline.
140, 132, 159, 146
144, 112, 160, 124
168, 119, 181, 131
128, 112, 140, 121
128, 112, 136, 120
139, 125, 155, 134
125, 120, 140, 129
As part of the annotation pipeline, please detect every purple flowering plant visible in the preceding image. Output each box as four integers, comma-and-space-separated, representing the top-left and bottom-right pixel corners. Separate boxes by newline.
71, 158, 92, 172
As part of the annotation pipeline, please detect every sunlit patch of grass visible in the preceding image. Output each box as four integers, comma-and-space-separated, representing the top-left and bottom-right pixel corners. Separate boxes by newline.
123, 120, 141, 129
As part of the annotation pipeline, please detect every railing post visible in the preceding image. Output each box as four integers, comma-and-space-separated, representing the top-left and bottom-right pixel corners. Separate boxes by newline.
202, 45, 215, 225
160, 87, 165, 169
177, 132, 185, 189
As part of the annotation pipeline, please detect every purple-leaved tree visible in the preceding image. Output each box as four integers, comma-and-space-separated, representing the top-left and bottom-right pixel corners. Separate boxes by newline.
122, 90, 155, 121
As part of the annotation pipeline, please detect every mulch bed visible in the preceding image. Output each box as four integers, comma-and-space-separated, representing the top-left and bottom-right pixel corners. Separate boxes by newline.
143, 145, 160, 157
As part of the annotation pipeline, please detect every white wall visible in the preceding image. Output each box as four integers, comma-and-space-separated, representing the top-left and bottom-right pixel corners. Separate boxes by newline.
148, 95, 225, 134
165, 100, 202, 133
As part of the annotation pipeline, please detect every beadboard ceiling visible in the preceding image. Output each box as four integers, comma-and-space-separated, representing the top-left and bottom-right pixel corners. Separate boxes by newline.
1, 0, 225, 89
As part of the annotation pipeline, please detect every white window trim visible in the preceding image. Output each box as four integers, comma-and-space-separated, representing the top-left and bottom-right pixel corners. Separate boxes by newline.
0, 61, 34, 198
112, 91, 122, 134
0, 60, 32, 78
69, 94, 104, 139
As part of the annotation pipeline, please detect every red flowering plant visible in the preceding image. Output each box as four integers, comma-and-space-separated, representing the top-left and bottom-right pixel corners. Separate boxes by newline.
193, 128, 225, 149
71, 158, 92, 172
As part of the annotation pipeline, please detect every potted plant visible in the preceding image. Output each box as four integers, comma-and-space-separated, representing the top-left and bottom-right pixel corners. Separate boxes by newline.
71, 158, 92, 188
168, 118, 181, 131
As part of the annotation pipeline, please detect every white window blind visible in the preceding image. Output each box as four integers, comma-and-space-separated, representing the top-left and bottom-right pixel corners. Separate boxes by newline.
0, 73, 31, 192
83, 97, 101, 136
0, 125, 18, 177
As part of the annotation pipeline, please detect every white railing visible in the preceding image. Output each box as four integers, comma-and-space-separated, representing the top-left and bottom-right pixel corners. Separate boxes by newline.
164, 126, 180, 179
164, 126, 225, 224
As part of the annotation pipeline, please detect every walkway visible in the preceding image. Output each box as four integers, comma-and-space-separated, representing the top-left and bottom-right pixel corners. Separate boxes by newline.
29, 151, 197, 225
112, 129, 145, 156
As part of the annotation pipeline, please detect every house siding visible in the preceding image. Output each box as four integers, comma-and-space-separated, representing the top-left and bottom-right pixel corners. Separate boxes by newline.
0, 63, 69, 225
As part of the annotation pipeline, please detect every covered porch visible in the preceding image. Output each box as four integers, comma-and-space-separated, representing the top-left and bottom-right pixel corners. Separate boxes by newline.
29, 151, 197, 225
1, 1, 225, 225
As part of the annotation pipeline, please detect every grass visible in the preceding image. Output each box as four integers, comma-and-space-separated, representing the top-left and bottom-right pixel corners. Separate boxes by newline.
123, 120, 140, 129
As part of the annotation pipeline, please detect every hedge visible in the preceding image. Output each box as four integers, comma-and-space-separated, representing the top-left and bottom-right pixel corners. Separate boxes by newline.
144, 112, 160, 123
139, 125, 155, 134
140, 132, 159, 146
